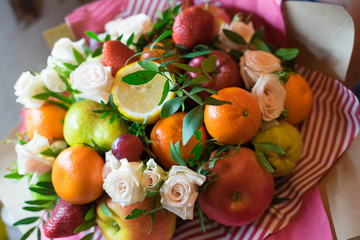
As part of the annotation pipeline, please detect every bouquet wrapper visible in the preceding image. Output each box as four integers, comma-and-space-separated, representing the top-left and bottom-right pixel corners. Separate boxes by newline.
0, 0, 359, 239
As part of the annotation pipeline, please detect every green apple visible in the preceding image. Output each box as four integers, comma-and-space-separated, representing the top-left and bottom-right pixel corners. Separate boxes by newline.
63, 99, 129, 152
97, 196, 176, 240
251, 120, 303, 178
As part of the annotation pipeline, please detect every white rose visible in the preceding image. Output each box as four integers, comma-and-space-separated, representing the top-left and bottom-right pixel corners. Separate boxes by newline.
219, 21, 255, 51
159, 166, 206, 220
251, 74, 286, 121
70, 61, 113, 103
103, 159, 146, 207
14, 71, 46, 108
141, 159, 165, 192
15, 132, 55, 179
240, 50, 282, 90
40, 67, 67, 93
51, 38, 86, 65
104, 13, 153, 49
102, 151, 121, 180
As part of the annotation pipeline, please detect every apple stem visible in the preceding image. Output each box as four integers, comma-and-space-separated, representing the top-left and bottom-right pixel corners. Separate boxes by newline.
231, 192, 242, 202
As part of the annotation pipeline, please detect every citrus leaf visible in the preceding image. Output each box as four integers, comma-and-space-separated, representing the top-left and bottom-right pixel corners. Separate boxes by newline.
121, 70, 157, 85
160, 96, 187, 118
222, 29, 247, 45
182, 106, 204, 145
201, 55, 216, 73
170, 141, 186, 166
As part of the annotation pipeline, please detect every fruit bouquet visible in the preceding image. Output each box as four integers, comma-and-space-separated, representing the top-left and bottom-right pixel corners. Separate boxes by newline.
4, 0, 360, 239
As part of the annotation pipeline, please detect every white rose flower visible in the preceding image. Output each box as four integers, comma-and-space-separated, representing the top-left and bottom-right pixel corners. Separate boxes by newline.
103, 159, 146, 207
141, 159, 165, 192
240, 50, 282, 90
251, 74, 286, 121
104, 13, 153, 49
219, 21, 255, 51
14, 71, 46, 108
40, 67, 66, 93
102, 151, 121, 180
15, 132, 55, 179
160, 166, 206, 220
70, 61, 113, 103
51, 38, 86, 65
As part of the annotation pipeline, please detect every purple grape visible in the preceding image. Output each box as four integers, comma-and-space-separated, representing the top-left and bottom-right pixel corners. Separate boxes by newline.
111, 134, 143, 161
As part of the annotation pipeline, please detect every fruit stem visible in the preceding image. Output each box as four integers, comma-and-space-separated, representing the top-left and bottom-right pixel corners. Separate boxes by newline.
231, 192, 242, 202
143, 146, 158, 160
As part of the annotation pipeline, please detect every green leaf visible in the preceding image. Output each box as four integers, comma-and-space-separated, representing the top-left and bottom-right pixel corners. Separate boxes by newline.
162, 50, 176, 58
125, 208, 146, 220
74, 219, 96, 233
40, 148, 62, 158
172, 3, 182, 15
182, 106, 204, 145
195, 130, 202, 141
85, 205, 96, 221
201, 55, 216, 73
275, 48, 299, 61
101, 200, 112, 217
4, 172, 24, 180
250, 26, 265, 44
22, 206, 46, 212
158, 80, 170, 106
222, 29, 247, 45
150, 30, 173, 50
121, 70, 157, 85
72, 48, 85, 65
197, 201, 206, 233
63, 63, 77, 71
116, 34, 124, 41
86, 31, 102, 42
228, 49, 243, 62
171, 63, 202, 73
192, 75, 210, 85
13, 217, 40, 226
20, 226, 36, 240
181, 50, 212, 58
190, 86, 217, 95
254, 142, 285, 155
146, 191, 159, 197
80, 232, 94, 240
37, 227, 41, 240
47, 100, 68, 110
127, 33, 135, 46
24, 200, 52, 205
32, 92, 51, 100
104, 34, 111, 42
35, 181, 54, 190
138, 61, 159, 72
253, 39, 271, 52
272, 195, 291, 205
29, 187, 56, 196
170, 141, 186, 166
160, 96, 187, 118
143, 56, 160, 64
92, 46, 103, 58
202, 97, 232, 106
255, 148, 274, 172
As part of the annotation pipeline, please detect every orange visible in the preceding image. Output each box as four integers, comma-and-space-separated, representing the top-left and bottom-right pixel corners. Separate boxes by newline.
284, 73, 313, 125
204, 87, 261, 145
150, 112, 208, 169
25, 103, 67, 140
52, 146, 104, 205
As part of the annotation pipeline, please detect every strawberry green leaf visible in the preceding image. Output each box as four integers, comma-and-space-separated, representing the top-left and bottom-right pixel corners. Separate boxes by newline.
92, 46, 103, 58
85, 31, 102, 42
121, 70, 157, 85
182, 106, 204, 145
126, 33, 135, 46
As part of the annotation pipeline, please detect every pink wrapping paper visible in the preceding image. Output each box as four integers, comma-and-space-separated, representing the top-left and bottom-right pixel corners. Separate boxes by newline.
53, 0, 360, 239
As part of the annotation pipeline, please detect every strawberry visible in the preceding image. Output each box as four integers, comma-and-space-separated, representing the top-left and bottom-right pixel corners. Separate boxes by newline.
172, 6, 214, 50
44, 199, 89, 238
102, 40, 139, 76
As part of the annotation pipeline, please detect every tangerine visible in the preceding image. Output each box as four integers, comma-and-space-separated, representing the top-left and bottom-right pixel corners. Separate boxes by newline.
284, 73, 313, 125
204, 87, 261, 145
52, 146, 104, 205
150, 112, 208, 169
25, 103, 67, 140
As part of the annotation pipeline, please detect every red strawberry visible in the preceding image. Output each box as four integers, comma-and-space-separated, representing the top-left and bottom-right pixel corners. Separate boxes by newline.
172, 6, 214, 50
102, 40, 139, 76
44, 199, 89, 238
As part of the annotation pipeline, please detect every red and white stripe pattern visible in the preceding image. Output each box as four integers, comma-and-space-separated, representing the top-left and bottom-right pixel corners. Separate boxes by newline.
65, 1, 360, 238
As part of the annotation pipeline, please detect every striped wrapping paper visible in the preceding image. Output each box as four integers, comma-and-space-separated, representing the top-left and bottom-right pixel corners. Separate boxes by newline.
65, 1, 360, 239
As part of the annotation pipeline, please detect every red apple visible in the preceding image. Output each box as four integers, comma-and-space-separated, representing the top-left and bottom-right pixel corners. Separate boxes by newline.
198, 3, 231, 36
97, 196, 176, 239
188, 50, 243, 99
199, 147, 274, 226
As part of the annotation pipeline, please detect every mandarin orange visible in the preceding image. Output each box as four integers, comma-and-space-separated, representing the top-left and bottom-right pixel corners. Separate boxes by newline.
284, 73, 313, 125
204, 87, 261, 145
52, 146, 104, 205
150, 112, 208, 169
25, 103, 67, 140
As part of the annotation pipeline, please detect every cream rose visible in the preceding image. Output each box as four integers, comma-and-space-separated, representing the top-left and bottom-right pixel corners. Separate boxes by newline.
240, 50, 282, 90
104, 13, 153, 49
218, 21, 255, 51
159, 166, 206, 220
102, 151, 121, 180
40, 67, 67, 93
141, 159, 165, 192
251, 74, 286, 121
50, 38, 86, 66
70, 61, 113, 103
14, 71, 46, 108
15, 132, 55, 181
103, 159, 146, 207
